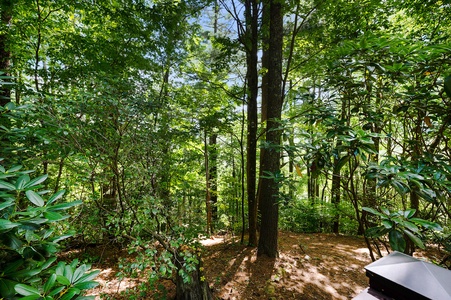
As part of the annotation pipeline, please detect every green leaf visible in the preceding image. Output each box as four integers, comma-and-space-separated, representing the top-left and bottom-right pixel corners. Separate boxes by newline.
23, 174, 48, 189
41, 257, 57, 270
14, 284, 41, 296
5, 232, 23, 250
389, 230, 406, 252
403, 229, 425, 249
76, 270, 100, 284
73, 281, 99, 290
43, 274, 57, 293
410, 218, 443, 231
49, 200, 82, 211
0, 219, 20, 230
6, 165, 22, 173
399, 220, 419, 233
72, 264, 88, 283
382, 219, 393, 229
47, 189, 65, 205
0, 180, 16, 190
64, 265, 74, 283
0, 199, 14, 211
26, 190, 45, 207
44, 211, 67, 222
362, 207, 384, 217
364, 226, 388, 238
404, 209, 416, 219
15, 174, 30, 190
334, 155, 350, 172
60, 287, 81, 300
56, 275, 71, 286
48, 286, 65, 297
0, 278, 18, 298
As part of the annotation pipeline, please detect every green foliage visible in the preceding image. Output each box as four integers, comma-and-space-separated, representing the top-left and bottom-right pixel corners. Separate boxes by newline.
0, 164, 98, 299
363, 207, 442, 252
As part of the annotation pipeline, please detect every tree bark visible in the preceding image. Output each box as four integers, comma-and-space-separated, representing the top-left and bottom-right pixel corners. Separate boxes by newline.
0, 0, 12, 106
244, 0, 259, 247
175, 249, 213, 300
257, 0, 283, 258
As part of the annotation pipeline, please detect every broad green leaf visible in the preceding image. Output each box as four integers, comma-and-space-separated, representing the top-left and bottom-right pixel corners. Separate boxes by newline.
49, 200, 82, 211
14, 284, 40, 296
381, 207, 390, 216
0, 199, 14, 211
0, 278, 18, 298
60, 287, 81, 300
56, 275, 71, 286
51, 233, 74, 243
362, 207, 384, 217
382, 219, 393, 229
15, 174, 30, 190
7, 233, 23, 250
389, 230, 406, 252
76, 270, 100, 284
9, 268, 41, 278
403, 229, 425, 249
3, 259, 24, 274
48, 286, 65, 296
404, 209, 416, 219
6, 165, 22, 173
44, 211, 67, 222
399, 220, 419, 233
0, 219, 20, 230
26, 190, 45, 207
334, 155, 350, 172
43, 274, 57, 293
410, 218, 443, 231
0, 180, 16, 190
72, 264, 88, 283
40, 257, 57, 270
23, 174, 48, 189
364, 226, 388, 238
64, 265, 74, 282
73, 281, 99, 290
47, 189, 66, 205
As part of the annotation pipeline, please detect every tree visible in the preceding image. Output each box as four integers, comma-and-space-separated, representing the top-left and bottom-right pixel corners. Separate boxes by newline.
257, 0, 284, 258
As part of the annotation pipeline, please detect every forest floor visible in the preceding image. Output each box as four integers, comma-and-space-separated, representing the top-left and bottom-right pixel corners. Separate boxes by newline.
72, 231, 437, 299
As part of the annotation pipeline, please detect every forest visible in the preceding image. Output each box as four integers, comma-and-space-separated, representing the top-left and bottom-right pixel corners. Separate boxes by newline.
0, 0, 450, 299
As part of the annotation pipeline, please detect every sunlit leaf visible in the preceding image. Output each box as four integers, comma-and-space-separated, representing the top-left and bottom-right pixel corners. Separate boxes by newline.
26, 190, 45, 207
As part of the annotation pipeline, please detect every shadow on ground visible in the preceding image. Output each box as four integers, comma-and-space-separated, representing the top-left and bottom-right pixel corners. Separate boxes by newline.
202, 232, 371, 300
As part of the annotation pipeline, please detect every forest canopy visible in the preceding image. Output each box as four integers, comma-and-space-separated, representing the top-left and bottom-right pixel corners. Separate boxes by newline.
0, 0, 451, 299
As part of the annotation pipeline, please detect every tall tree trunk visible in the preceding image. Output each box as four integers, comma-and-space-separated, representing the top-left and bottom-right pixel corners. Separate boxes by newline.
0, 0, 12, 106
204, 130, 213, 235
209, 134, 218, 227
245, 0, 259, 246
257, 0, 283, 258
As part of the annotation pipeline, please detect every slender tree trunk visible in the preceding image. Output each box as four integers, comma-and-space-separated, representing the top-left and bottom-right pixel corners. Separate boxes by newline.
245, 0, 259, 247
0, 0, 12, 106
209, 134, 218, 227
257, 0, 283, 258
204, 130, 213, 235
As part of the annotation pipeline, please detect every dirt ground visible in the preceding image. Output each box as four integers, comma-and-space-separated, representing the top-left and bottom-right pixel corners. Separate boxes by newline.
81, 231, 379, 299
201, 232, 371, 300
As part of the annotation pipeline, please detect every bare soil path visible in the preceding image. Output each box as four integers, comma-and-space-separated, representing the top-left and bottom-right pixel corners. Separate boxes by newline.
82, 231, 375, 299
202, 232, 371, 300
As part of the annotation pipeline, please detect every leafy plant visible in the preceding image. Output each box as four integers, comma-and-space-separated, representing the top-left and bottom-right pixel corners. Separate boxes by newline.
0, 162, 99, 299
363, 207, 442, 252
